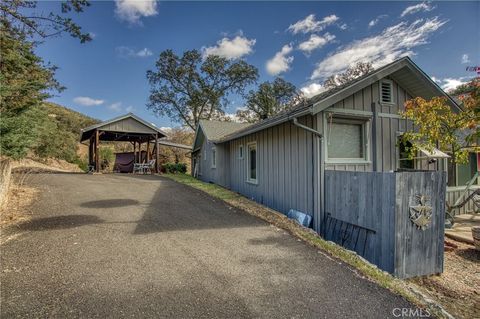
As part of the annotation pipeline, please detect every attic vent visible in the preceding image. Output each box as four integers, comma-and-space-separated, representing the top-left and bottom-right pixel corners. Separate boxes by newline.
380, 80, 393, 104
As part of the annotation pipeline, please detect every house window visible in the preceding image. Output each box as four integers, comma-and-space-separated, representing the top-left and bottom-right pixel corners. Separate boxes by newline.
211, 147, 216, 168
327, 117, 368, 162
204, 146, 206, 160
380, 80, 394, 104
247, 142, 257, 183
398, 138, 415, 170
239, 145, 244, 159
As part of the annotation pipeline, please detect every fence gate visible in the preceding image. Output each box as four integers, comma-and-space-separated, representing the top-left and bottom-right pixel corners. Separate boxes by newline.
323, 170, 446, 278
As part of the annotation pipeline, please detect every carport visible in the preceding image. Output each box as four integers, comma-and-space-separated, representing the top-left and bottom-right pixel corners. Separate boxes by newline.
80, 113, 168, 173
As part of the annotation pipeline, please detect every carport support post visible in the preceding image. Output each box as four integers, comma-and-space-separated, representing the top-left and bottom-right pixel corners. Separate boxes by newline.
88, 136, 93, 166
95, 129, 100, 173
146, 141, 150, 161
155, 133, 159, 173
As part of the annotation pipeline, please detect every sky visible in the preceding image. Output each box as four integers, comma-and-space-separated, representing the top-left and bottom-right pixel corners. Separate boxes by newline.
35, 1, 479, 130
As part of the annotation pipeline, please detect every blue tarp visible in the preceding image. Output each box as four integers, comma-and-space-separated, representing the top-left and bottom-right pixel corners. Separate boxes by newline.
287, 209, 312, 228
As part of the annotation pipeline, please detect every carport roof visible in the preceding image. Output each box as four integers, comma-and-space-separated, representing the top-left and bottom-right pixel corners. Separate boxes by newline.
80, 113, 168, 142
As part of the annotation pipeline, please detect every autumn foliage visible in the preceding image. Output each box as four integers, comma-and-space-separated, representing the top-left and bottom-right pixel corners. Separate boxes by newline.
401, 78, 479, 165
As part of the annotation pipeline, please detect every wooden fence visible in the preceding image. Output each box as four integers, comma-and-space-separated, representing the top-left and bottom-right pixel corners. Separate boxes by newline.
446, 186, 480, 215
324, 170, 446, 279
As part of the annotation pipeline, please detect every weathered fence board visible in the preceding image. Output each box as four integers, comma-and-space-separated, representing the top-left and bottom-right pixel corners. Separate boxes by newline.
324, 170, 446, 278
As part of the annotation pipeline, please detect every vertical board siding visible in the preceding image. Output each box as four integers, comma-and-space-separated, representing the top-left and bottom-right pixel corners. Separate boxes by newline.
325, 170, 446, 278
324, 170, 396, 273
394, 171, 446, 278
446, 186, 480, 214
325, 79, 415, 173
225, 115, 315, 217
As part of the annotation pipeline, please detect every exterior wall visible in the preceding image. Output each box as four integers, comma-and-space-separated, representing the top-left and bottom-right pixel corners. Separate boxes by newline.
192, 76, 450, 232
101, 117, 157, 134
195, 139, 231, 188
227, 115, 317, 217
321, 77, 445, 173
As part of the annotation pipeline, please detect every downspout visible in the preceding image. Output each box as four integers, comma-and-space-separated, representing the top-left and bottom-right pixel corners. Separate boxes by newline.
292, 117, 324, 234
372, 102, 378, 172
292, 117, 323, 138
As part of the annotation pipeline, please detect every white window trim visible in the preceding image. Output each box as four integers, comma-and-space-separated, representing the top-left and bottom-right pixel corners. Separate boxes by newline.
246, 141, 258, 184
379, 79, 395, 105
211, 146, 216, 168
238, 144, 244, 160
324, 115, 371, 164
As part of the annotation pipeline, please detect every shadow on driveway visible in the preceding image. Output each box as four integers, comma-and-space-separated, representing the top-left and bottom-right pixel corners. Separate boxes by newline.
80, 199, 139, 208
132, 180, 265, 235
17, 215, 104, 231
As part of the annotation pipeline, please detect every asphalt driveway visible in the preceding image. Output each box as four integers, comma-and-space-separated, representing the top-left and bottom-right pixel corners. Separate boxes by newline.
1, 173, 415, 318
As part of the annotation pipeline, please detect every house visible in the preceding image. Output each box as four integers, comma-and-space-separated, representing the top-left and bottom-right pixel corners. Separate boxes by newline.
191, 57, 465, 232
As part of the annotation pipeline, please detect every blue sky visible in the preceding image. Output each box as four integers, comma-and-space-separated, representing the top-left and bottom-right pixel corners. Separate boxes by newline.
35, 1, 479, 130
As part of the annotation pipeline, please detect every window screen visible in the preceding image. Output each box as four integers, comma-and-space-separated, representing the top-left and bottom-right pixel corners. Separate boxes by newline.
239, 145, 243, 159
398, 138, 414, 169
248, 144, 257, 181
212, 148, 216, 167
328, 122, 364, 159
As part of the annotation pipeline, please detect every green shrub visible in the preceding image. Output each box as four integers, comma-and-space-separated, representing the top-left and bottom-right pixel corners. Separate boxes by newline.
73, 156, 89, 172
162, 162, 187, 174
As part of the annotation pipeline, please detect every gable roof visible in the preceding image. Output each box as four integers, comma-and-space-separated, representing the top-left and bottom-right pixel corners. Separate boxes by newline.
80, 113, 168, 142
311, 56, 461, 114
157, 140, 192, 150
199, 120, 251, 141
191, 120, 251, 151
216, 56, 461, 143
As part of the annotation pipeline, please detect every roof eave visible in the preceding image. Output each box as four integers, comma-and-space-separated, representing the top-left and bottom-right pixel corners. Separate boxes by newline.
216, 106, 312, 143
312, 58, 410, 114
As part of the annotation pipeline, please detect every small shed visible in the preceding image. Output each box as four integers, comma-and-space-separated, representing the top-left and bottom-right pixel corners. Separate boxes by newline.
80, 113, 168, 173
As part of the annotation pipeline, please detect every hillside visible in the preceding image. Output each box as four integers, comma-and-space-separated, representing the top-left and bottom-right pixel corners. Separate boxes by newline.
0, 101, 99, 169
41, 102, 99, 135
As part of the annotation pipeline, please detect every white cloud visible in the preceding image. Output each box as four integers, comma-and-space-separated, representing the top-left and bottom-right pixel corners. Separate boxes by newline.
432, 76, 470, 92
311, 17, 447, 80
73, 96, 104, 106
368, 19, 378, 28
202, 35, 256, 60
159, 126, 172, 132
431, 76, 441, 83
107, 102, 136, 113
339, 23, 348, 30
116, 46, 153, 58
300, 83, 326, 98
287, 14, 339, 34
266, 44, 294, 76
400, 2, 435, 17
461, 54, 471, 64
136, 48, 153, 57
368, 15, 388, 28
108, 102, 123, 112
298, 33, 335, 54
115, 0, 158, 25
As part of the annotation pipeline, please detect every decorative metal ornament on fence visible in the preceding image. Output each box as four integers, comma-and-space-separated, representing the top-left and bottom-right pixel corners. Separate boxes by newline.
409, 195, 433, 230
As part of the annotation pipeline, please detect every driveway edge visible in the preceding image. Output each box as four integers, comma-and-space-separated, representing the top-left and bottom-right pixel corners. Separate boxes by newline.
163, 173, 455, 319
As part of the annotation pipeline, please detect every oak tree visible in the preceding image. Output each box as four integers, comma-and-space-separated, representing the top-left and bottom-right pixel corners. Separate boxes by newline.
323, 62, 374, 90
236, 78, 302, 123
147, 50, 258, 130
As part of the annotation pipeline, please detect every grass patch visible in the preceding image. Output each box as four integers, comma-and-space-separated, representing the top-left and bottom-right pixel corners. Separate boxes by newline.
164, 173, 453, 319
